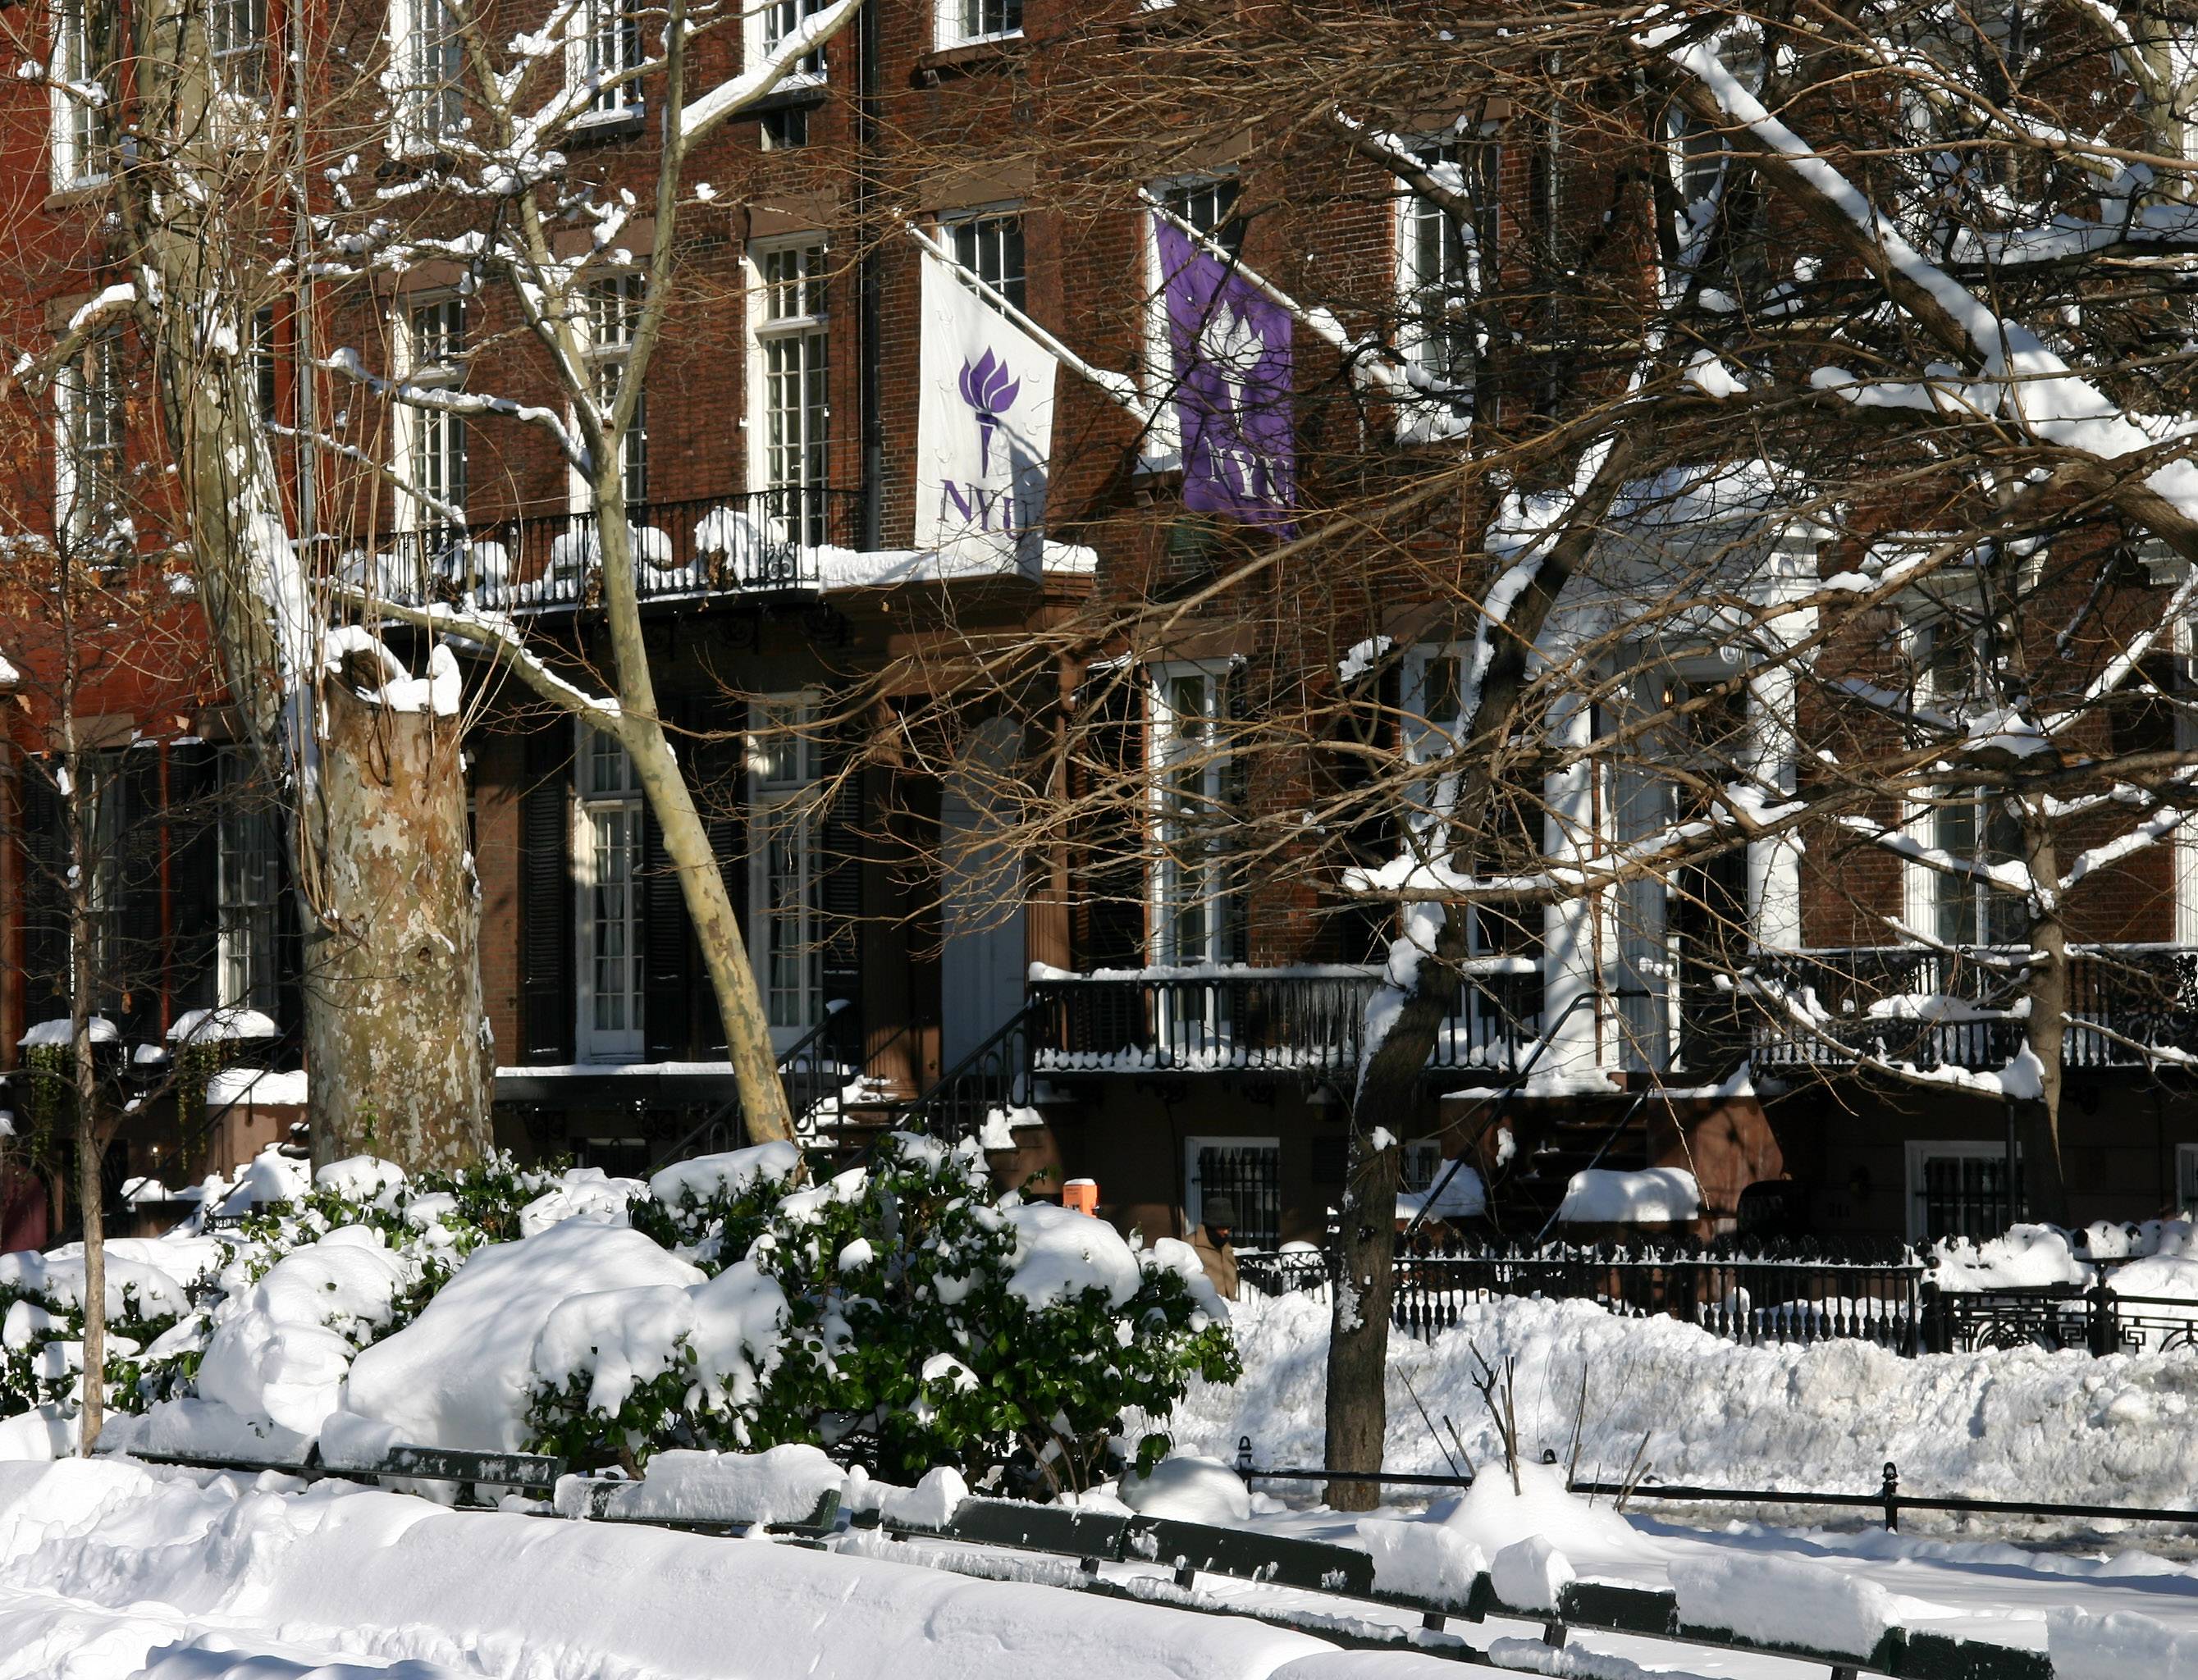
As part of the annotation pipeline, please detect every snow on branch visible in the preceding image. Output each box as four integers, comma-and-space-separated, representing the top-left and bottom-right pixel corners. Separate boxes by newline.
1836, 813, 2038, 898
321, 348, 580, 464
336, 591, 623, 726
679, 0, 860, 144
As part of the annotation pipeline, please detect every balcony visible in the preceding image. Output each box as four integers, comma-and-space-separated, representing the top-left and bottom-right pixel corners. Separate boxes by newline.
347, 488, 866, 614
1742, 944, 2198, 1073
1028, 961, 1542, 1077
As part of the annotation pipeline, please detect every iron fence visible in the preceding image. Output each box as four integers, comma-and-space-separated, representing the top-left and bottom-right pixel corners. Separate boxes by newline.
345, 487, 865, 614
1746, 943, 2198, 1071
1029, 965, 1542, 1077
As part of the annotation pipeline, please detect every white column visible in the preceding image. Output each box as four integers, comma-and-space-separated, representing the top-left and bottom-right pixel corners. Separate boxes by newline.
1743, 658, 1803, 952
1540, 689, 1602, 1083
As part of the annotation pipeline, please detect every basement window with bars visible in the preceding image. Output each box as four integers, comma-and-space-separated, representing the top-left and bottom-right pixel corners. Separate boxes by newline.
1907, 1139, 2022, 1244
1186, 1137, 1281, 1252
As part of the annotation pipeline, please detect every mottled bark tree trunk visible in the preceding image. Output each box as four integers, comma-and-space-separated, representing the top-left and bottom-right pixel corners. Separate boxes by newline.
305, 671, 494, 1169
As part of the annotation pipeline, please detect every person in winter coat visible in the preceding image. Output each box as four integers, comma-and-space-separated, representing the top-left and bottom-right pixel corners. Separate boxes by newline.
1190, 1195, 1241, 1301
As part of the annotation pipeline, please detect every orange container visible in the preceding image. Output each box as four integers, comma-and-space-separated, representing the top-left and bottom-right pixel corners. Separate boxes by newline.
1062, 1178, 1099, 1217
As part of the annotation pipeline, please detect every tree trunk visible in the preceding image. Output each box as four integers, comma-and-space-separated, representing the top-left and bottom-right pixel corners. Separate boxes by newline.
305, 673, 494, 1170
2017, 810, 2070, 1226
72, 1106, 104, 1456
1322, 1099, 1414, 1509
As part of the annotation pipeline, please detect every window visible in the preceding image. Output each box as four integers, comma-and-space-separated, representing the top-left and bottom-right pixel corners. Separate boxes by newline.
1185, 1137, 1281, 1252
250, 307, 278, 427
1913, 620, 2026, 947
938, 0, 1021, 48
1161, 176, 1243, 256
577, 727, 644, 1059
944, 210, 1026, 312
748, 699, 821, 1044
574, 0, 643, 116
1144, 177, 1242, 463
397, 296, 466, 536
1396, 137, 1492, 437
758, 0, 828, 80
1150, 665, 1240, 969
1907, 1140, 2022, 1243
48, 0, 104, 189
584, 273, 648, 507
56, 332, 123, 555
218, 748, 281, 1014
392, 0, 465, 145
750, 241, 829, 544
209, 0, 267, 98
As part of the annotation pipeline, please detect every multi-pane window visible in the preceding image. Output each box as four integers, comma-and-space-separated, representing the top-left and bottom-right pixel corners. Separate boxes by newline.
57, 333, 123, 554
48, 0, 103, 188
1186, 1139, 1281, 1251
1908, 1142, 2022, 1242
1151, 667, 1238, 969
218, 748, 281, 1015
754, 243, 829, 543
400, 296, 466, 532
940, 0, 1021, 46
586, 273, 648, 507
760, 0, 828, 79
1917, 621, 2027, 947
945, 212, 1026, 312
578, 0, 643, 115
394, 0, 465, 144
209, 0, 267, 98
578, 728, 644, 1058
250, 307, 278, 426
1397, 139, 1490, 431
1163, 176, 1243, 256
749, 701, 820, 1039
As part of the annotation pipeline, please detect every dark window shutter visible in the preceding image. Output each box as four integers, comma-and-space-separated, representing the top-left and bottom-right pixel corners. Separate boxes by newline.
116, 750, 166, 1037
1222, 669, 1250, 966
1073, 667, 1146, 971
520, 724, 574, 1064
642, 704, 692, 1062
17, 760, 66, 1023
817, 724, 864, 1012
691, 704, 747, 1057
166, 743, 222, 1018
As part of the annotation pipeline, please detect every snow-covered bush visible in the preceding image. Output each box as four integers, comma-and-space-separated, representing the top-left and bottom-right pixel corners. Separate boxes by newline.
529, 1133, 1237, 1492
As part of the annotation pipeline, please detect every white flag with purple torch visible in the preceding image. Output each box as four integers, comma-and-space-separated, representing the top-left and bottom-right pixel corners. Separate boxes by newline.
915, 250, 1057, 569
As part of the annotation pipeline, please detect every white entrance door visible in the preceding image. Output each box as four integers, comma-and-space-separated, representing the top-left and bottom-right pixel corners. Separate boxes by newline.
941, 716, 1027, 1066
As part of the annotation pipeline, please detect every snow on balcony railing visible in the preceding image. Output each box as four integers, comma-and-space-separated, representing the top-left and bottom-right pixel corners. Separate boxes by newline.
1027, 961, 1542, 1075
1743, 943, 2198, 1071
343, 488, 866, 614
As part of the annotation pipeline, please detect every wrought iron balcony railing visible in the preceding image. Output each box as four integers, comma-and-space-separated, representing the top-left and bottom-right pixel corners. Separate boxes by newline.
345, 487, 865, 614
1740, 943, 2198, 1072
1028, 961, 1543, 1077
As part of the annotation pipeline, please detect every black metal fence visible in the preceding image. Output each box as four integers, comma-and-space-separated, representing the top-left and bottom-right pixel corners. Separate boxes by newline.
1239, 1235, 2198, 1358
348, 487, 866, 614
1029, 965, 1542, 1078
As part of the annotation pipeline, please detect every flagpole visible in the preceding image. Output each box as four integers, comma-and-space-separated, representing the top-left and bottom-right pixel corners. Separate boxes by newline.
1137, 189, 1403, 386
903, 222, 1157, 424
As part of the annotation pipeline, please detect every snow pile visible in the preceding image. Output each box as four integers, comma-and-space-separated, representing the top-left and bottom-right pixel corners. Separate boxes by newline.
647, 1140, 803, 1209
200, 1144, 311, 1219
1355, 1515, 1486, 1605
1118, 1454, 1252, 1523
1555, 1167, 1701, 1225
1003, 1199, 1144, 1308
0, 1245, 194, 1322
1158, 1289, 2198, 1515
1396, 1164, 1485, 1221
342, 1220, 703, 1452
167, 1007, 280, 1043
1931, 1223, 2092, 1290
192, 1226, 420, 1440
1670, 1552, 1903, 1656
1931, 1217, 2198, 1299
204, 1066, 309, 1107
2049, 1605, 2198, 1680
518, 1166, 642, 1237
555, 1442, 844, 1525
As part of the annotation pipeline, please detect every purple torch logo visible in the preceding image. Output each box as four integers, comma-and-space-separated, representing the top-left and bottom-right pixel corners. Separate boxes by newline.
957, 349, 1021, 473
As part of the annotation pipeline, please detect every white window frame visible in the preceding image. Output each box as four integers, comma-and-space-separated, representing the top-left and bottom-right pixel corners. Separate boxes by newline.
1141, 174, 1239, 468
568, 0, 644, 120
48, 0, 104, 192
575, 724, 645, 1061
572, 271, 648, 511
392, 294, 467, 536
1901, 616, 2025, 949
934, 0, 1022, 50
939, 205, 1026, 313
747, 695, 823, 1048
389, 0, 465, 149
1904, 1138, 2021, 1244
745, 238, 830, 544
1148, 661, 1236, 970
217, 746, 281, 1014
1394, 130, 1488, 443
1183, 1134, 1280, 1251
208, 0, 268, 100
54, 331, 122, 555
750, 0, 828, 84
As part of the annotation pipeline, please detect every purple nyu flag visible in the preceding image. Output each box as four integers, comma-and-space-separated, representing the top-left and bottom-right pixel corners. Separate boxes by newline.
1154, 221, 1296, 532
